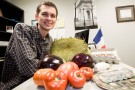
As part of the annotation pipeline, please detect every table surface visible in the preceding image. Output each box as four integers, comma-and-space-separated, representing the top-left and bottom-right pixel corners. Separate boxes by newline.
12, 62, 135, 90
13, 78, 102, 90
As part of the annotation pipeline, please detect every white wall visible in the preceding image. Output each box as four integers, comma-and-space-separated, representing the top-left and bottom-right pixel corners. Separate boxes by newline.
8, 0, 135, 67
94, 0, 135, 67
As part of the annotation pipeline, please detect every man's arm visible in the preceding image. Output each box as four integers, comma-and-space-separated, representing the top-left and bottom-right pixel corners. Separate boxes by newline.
10, 23, 39, 77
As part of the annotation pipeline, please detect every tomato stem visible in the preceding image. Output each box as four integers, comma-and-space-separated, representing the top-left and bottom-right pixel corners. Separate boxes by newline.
77, 74, 81, 77
85, 68, 88, 71
55, 76, 60, 81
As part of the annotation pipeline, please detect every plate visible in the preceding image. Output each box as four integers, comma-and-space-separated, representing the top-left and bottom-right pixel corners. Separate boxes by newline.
93, 74, 135, 90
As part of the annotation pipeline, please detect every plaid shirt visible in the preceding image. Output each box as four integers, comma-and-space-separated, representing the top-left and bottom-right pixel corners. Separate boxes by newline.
1, 23, 53, 90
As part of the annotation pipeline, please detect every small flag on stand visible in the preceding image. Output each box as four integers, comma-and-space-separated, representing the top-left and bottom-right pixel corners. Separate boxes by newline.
93, 28, 106, 49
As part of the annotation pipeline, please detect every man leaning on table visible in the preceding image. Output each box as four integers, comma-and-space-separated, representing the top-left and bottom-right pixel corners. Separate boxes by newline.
0, 1, 58, 90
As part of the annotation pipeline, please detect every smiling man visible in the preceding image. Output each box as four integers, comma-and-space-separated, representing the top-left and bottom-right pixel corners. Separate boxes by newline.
1, 1, 58, 90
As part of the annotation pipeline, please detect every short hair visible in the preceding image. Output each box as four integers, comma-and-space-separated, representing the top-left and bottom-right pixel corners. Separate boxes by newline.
36, 1, 58, 17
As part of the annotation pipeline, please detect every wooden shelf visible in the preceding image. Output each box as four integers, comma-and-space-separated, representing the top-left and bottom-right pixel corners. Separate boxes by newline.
0, 41, 9, 47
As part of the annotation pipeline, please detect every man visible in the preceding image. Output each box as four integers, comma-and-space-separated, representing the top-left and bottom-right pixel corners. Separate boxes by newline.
0, 1, 58, 89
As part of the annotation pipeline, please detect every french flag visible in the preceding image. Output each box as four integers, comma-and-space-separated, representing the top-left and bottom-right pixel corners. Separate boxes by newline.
93, 29, 106, 49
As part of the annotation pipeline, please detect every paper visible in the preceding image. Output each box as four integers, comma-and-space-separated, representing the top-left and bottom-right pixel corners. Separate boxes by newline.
56, 17, 65, 28
120, 9, 132, 18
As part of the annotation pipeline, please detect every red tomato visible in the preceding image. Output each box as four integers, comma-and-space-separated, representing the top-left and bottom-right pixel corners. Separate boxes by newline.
33, 68, 53, 86
57, 62, 79, 77
70, 62, 80, 71
43, 70, 68, 90
68, 70, 86, 88
80, 67, 94, 80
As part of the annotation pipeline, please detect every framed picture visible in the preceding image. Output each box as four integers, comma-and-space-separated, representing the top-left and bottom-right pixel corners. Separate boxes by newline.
115, 5, 135, 23
6, 26, 13, 33
31, 20, 37, 26
74, 0, 98, 30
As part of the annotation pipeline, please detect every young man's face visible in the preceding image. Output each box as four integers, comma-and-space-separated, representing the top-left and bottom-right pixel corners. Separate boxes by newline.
35, 5, 57, 31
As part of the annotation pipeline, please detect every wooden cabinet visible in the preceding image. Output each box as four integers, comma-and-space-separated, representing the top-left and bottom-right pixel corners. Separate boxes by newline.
0, 0, 24, 32
0, 0, 24, 81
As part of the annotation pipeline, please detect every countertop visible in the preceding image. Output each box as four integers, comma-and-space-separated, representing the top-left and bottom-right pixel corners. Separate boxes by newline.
13, 78, 102, 90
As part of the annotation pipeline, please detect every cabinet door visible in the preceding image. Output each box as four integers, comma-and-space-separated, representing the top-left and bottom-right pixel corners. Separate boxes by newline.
1, 0, 24, 22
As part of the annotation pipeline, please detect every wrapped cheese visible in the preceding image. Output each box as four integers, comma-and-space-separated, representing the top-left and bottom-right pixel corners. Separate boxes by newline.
98, 68, 134, 83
